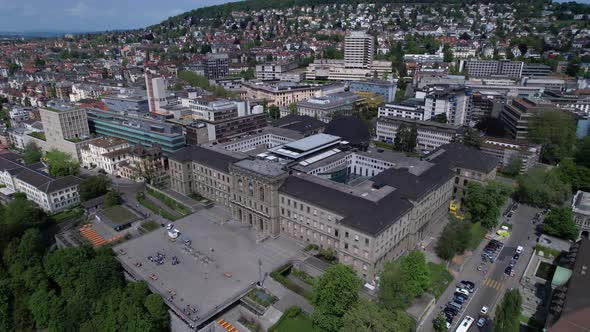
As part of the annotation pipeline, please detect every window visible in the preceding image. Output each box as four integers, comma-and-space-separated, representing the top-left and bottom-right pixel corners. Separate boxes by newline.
345, 231, 349, 238
259, 186, 264, 201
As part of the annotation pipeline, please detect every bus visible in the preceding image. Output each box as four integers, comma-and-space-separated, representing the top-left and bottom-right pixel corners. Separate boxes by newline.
455, 316, 474, 332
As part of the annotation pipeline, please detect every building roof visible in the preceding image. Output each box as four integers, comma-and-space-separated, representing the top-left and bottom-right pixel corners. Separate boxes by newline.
233, 159, 286, 177
426, 143, 498, 173
324, 116, 371, 146
89, 137, 129, 149
378, 116, 460, 132
272, 115, 325, 134
168, 146, 244, 172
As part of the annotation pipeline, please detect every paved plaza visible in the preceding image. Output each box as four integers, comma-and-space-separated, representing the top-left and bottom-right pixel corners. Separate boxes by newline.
114, 209, 302, 329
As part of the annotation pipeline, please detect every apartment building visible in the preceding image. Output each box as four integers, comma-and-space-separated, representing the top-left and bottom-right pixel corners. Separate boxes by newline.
296, 92, 366, 123
462, 60, 524, 78
87, 109, 185, 154
424, 87, 469, 126
500, 97, 557, 140
39, 104, 92, 161
480, 137, 541, 172
376, 117, 460, 152
344, 31, 374, 69
202, 53, 230, 79
378, 98, 426, 120
80, 137, 131, 175
240, 81, 321, 107
0, 152, 81, 213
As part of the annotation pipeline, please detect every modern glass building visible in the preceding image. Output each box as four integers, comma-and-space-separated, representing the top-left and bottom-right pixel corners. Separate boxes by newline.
87, 110, 185, 154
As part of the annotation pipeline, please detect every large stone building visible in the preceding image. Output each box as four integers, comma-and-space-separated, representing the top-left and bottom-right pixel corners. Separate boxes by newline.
296, 92, 366, 123
480, 137, 541, 173
168, 130, 496, 280
572, 190, 590, 239
0, 152, 81, 213
240, 81, 321, 107
376, 117, 460, 153
80, 137, 131, 175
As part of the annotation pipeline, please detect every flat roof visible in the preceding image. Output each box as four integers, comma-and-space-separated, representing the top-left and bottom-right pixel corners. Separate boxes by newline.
283, 133, 341, 153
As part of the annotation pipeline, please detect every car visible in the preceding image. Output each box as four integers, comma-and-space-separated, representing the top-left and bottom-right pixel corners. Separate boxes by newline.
456, 282, 467, 289
477, 317, 487, 328
507, 211, 514, 218
516, 246, 524, 254
454, 292, 468, 300
445, 306, 459, 316
453, 296, 465, 304
447, 301, 462, 310
455, 288, 470, 296
446, 321, 451, 329
166, 223, 174, 230
513, 253, 520, 260
480, 306, 488, 315
505, 266, 513, 275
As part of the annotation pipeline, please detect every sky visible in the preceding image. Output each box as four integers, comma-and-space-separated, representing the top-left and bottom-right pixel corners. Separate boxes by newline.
0, 0, 234, 33
0, 0, 589, 33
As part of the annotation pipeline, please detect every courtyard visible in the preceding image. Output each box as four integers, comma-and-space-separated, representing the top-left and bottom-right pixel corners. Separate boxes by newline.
114, 209, 303, 329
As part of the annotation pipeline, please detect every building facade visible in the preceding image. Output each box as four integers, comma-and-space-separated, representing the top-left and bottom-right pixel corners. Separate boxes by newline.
424, 87, 469, 126
80, 137, 132, 175
572, 190, 590, 239
349, 80, 397, 103
376, 117, 460, 152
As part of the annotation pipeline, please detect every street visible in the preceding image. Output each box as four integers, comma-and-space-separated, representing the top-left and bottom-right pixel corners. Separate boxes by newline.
419, 203, 541, 332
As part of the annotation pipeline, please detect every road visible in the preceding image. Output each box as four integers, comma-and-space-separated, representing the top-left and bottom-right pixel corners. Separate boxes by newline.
419, 203, 540, 332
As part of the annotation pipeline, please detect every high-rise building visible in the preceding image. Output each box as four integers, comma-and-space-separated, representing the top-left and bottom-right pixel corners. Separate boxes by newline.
424, 87, 470, 126
39, 103, 91, 161
500, 97, 557, 140
344, 31, 374, 69
203, 53, 229, 79
145, 71, 167, 114
462, 60, 524, 78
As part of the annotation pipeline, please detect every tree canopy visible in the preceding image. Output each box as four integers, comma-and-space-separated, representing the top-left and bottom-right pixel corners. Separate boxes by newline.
543, 207, 578, 241
464, 182, 511, 229
45, 150, 80, 177
393, 124, 418, 152
341, 298, 414, 332
528, 110, 576, 164
516, 168, 571, 207
79, 175, 111, 201
378, 250, 431, 310
23, 142, 43, 165
435, 219, 472, 260
0, 196, 48, 256
311, 263, 362, 332
575, 136, 590, 169
493, 289, 522, 332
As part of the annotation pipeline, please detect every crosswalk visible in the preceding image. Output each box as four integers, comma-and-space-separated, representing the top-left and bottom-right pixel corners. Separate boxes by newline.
482, 278, 503, 291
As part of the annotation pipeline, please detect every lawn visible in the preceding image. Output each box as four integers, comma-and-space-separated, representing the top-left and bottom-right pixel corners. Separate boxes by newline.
373, 140, 394, 150
535, 262, 557, 281
270, 264, 314, 302
269, 308, 319, 332
50, 206, 84, 223
147, 187, 191, 215
136, 193, 179, 221
468, 222, 488, 250
534, 244, 562, 258
140, 220, 160, 232
428, 262, 454, 299
102, 205, 136, 223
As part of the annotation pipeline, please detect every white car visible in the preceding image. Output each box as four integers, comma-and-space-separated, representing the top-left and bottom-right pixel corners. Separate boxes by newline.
516, 245, 524, 254
455, 288, 470, 296
166, 223, 174, 230
480, 306, 488, 315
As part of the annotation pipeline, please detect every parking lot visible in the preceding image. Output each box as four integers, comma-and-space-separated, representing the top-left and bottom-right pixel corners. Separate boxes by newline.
114, 210, 302, 329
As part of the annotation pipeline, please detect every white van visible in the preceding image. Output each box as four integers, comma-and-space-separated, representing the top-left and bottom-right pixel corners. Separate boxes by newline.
516, 246, 523, 254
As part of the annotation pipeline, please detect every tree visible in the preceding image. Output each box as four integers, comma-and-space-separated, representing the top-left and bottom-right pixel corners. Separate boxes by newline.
79, 175, 111, 201
493, 289, 522, 332
130, 157, 161, 185
341, 298, 414, 332
543, 207, 578, 241
464, 182, 511, 229
23, 142, 43, 165
462, 128, 482, 149
517, 168, 571, 207
528, 110, 576, 164
503, 155, 522, 177
0, 197, 48, 255
443, 44, 454, 63
431, 113, 447, 124
393, 124, 417, 152
575, 136, 590, 168
288, 102, 298, 115
45, 150, 79, 176
565, 58, 580, 77
311, 264, 362, 332
433, 311, 449, 332
267, 105, 280, 120
435, 219, 472, 260
104, 191, 122, 207
555, 159, 590, 192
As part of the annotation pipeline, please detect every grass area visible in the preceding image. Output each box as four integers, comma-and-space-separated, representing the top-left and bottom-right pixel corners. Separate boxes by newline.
136, 193, 178, 221
102, 205, 136, 223
28, 131, 46, 141
50, 206, 83, 223
519, 313, 545, 329
428, 262, 454, 299
244, 288, 278, 308
468, 222, 488, 250
291, 268, 315, 286
535, 262, 557, 281
269, 307, 319, 332
147, 187, 190, 215
270, 264, 314, 302
373, 140, 394, 150
534, 244, 562, 258
238, 317, 264, 332
140, 220, 160, 233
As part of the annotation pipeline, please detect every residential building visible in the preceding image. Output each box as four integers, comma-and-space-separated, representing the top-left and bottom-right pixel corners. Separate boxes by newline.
424, 87, 470, 126
145, 72, 167, 114
344, 31, 374, 69
255, 61, 298, 81
118, 144, 168, 186
480, 137, 541, 172
0, 152, 81, 213
349, 80, 397, 103
376, 117, 460, 152
240, 81, 321, 107
462, 60, 524, 78
203, 53, 230, 79
378, 98, 426, 120
296, 92, 366, 123
572, 191, 590, 239
55, 82, 73, 101
500, 97, 557, 140
87, 109, 185, 154
80, 137, 132, 175
468, 91, 505, 123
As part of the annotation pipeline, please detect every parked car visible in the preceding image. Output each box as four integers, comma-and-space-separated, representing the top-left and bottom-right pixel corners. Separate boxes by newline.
454, 292, 468, 300
445, 306, 459, 316
455, 288, 470, 296
453, 296, 466, 304
516, 246, 524, 254
477, 317, 487, 328
513, 253, 520, 260
448, 301, 462, 310
480, 306, 488, 315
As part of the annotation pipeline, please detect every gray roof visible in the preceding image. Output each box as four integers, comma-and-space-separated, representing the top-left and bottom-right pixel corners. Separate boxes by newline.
427, 143, 498, 173
233, 159, 286, 177
168, 146, 244, 172
272, 115, 325, 134
279, 175, 414, 236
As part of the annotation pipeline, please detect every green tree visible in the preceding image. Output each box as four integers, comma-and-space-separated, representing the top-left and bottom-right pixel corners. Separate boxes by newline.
341, 298, 414, 332
543, 207, 578, 241
565, 58, 580, 77
0, 197, 48, 255
462, 128, 482, 149
104, 191, 122, 207
267, 105, 281, 120
493, 289, 522, 332
528, 110, 576, 164
517, 168, 571, 207
288, 102, 298, 115
311, 264, 362, 332
79, 175, 111, 201
23, 142, 43, 164
393, 124, 417, 152
378, 250, 431, 310
555, 159, 590, 192
45, 150, 79, 176
443, 44, 454, 63
575, 136, 590, 168
503, 155, 522, 177
435, 219, 472, 260
431, 113, 447, 124
433, 311, 449, 332
464, 182, 511, 229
